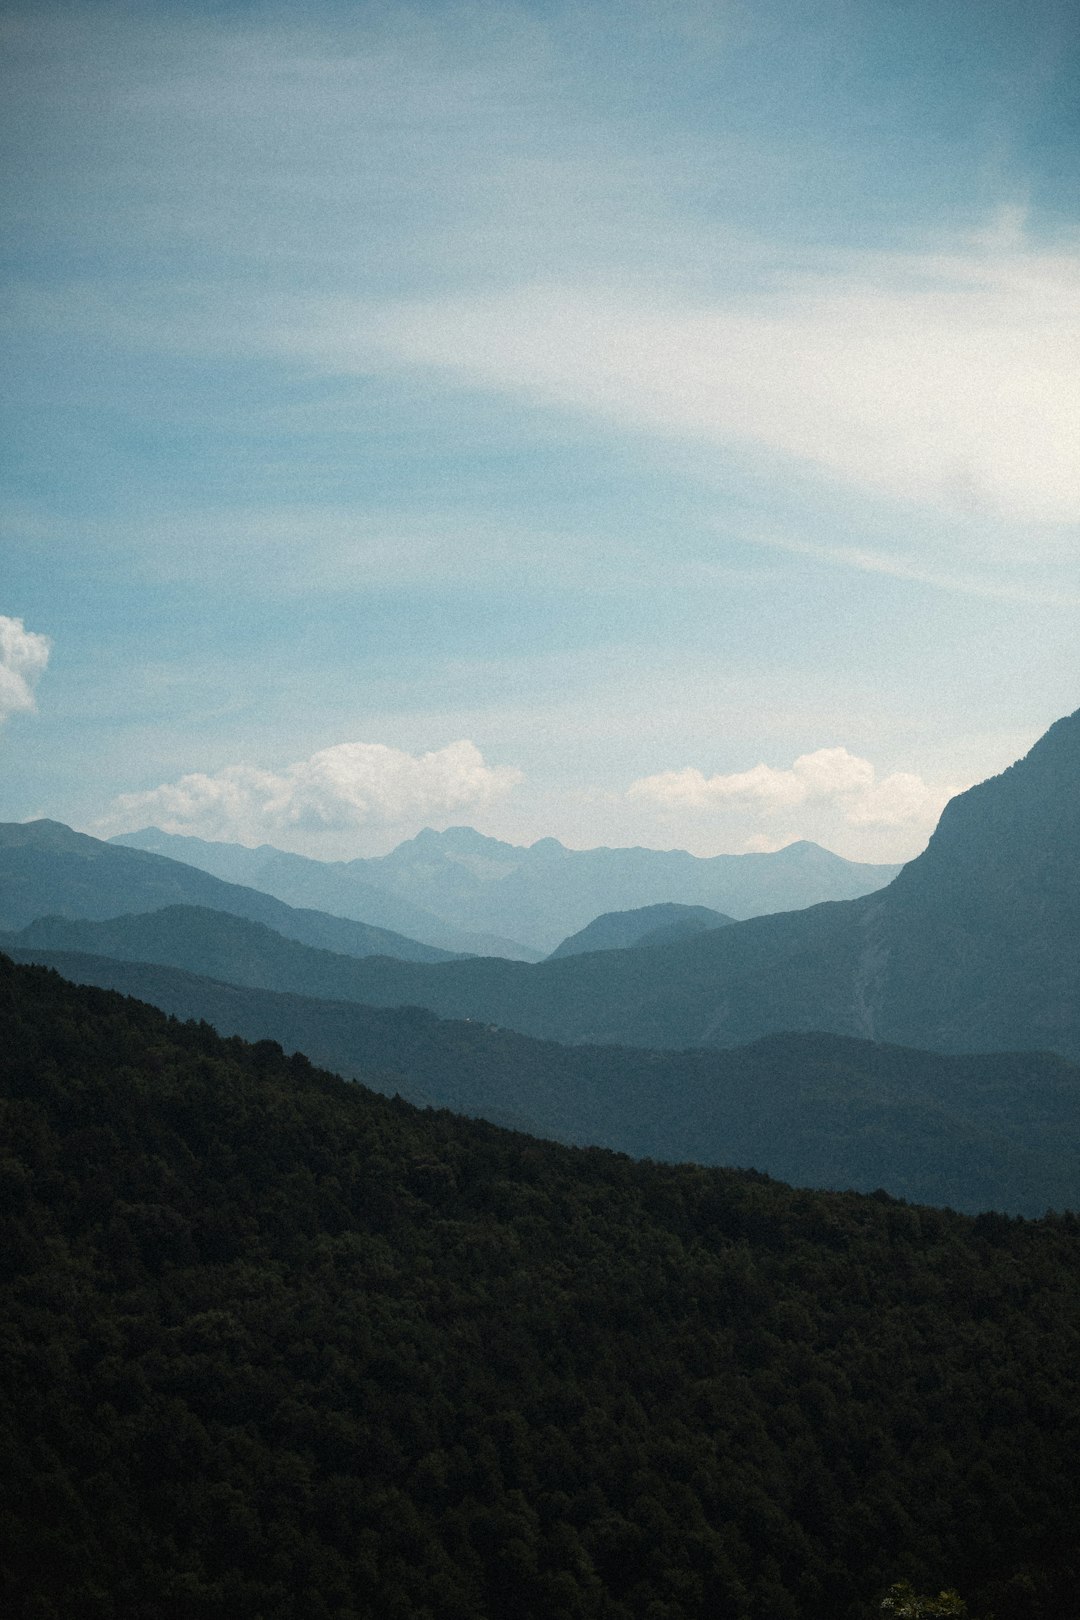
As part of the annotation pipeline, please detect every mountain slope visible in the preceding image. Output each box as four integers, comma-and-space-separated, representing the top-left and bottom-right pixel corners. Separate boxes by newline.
111, 826, 542, 959
548, 902, 734, 959
81, 706, 1080, 1059
11, 943, 1080, 1215
360, 825, 901, 950
3, 905, 467, 1006
5, 952, 1080, 1619
116, 822, 900, 953
0, 819, 458, 963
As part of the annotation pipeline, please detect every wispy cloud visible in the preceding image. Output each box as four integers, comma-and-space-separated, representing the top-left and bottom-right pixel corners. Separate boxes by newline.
738, 530, 1080, 607
356, 243, 1080, 529
0, 616, 50, 725
98, 739, 523, 843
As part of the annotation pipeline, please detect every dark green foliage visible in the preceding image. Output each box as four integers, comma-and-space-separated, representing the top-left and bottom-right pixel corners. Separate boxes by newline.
12, 947, 1080, 1215
880, 1583, 972, 1617
2, 952, 1080, 1619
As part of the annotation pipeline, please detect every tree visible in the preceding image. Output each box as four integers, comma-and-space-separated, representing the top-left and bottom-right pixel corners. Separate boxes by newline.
881, 1581, 969, 1617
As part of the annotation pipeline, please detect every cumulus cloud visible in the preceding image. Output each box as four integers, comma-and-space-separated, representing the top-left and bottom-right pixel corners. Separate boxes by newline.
0, 616, 50, 724
628, 747, 952, 830
102, 740, 524, 841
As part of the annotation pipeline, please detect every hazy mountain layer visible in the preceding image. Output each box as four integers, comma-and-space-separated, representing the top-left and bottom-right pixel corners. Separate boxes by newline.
4, 951, 1080, 1620
12, 944, 1080, 1215
4, 906, 463, 1007
362, 826, 902, 950
115, 822, 900, 953
0, 820, 458, 964
548, 902, 733, 959
13, 706, 1080, 1060
92, 706, 1078, 1059
111, 826, 542, 959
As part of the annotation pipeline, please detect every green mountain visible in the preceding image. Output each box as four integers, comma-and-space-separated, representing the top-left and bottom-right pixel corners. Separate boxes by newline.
11, 944, 1080, 1216
3, 950, 1079, 1619
0, 819, 458, 964
110, 826, 543, 959
548, 902, 734, 959
94, 707, 1077, 1059
115, 822, 901, 953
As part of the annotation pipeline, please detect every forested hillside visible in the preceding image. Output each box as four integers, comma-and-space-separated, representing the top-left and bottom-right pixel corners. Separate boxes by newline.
12, 944, 1080, 1216
2, 952, 1079, 1619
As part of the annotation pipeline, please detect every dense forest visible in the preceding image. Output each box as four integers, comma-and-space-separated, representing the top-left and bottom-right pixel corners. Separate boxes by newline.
3, 952, 1079, 1619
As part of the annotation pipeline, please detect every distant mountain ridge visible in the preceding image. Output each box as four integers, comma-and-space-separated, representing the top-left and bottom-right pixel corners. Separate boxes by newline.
112, 823, 901, 954
92, 705, 1080, 1059
0, 820, 458, 964
108, 826, 541, 960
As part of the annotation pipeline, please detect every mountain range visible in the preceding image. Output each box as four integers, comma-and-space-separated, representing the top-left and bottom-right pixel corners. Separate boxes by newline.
10, 942, 1080, 1216
102, 707, 1080, 1059
110, 824, 543, 958
0, 819, 457, 964
113, 823, 901, 954
6, 704, 1080, 1217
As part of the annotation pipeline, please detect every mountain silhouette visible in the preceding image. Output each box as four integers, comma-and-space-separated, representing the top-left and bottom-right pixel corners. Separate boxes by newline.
548, 902, 734, 959
96, 705, 1073, 1057
10, 944, 1080, 1215
116, 822, 899, 953
0, 820, 458, 964
110, 826, 542, 959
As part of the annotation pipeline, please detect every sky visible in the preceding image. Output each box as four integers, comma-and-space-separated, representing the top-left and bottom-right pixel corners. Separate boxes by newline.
2, 0, 1079, 864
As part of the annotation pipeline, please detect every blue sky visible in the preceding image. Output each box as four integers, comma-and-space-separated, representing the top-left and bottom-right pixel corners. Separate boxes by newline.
2, 0, 1078, 861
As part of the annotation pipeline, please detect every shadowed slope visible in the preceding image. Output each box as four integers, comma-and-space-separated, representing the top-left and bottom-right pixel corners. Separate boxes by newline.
548, 903, 734, 959
0, 820, 458, 963
11, 944, 1080, 1215
92, 706, 1079, 1059
3, 950, 1080, 1619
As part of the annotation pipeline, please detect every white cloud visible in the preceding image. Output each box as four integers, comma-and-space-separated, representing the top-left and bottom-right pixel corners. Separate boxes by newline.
628, 747, 955, 830
101, 740, 524, 841
0, 616, 50, 724
843, 771, 950, 828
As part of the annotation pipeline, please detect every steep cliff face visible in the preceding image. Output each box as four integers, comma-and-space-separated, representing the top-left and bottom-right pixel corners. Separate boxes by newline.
862, 708, 1080, 1053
